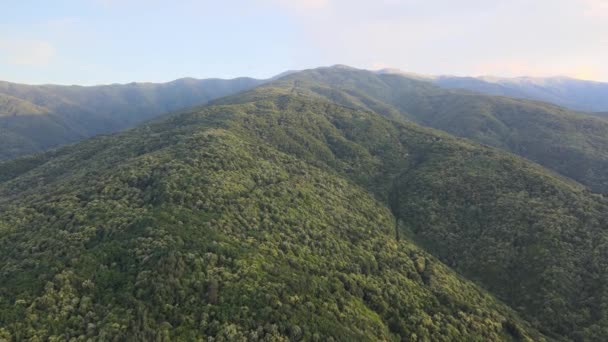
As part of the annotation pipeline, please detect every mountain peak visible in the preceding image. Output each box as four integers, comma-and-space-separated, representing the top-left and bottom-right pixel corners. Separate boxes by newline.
328, 64, 359, 70
375, 68, 433, 80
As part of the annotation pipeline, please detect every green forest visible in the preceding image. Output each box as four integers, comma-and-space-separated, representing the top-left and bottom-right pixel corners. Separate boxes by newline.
0, 77, 264, 160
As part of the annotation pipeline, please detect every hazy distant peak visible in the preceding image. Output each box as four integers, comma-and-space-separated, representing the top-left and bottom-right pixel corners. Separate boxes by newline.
328, 64, 359, 70
433, 73, 608, 112
375, 68, 403, 74
375, 68, 433, 80
475, 75, 578, 85
172, 77, 200, 83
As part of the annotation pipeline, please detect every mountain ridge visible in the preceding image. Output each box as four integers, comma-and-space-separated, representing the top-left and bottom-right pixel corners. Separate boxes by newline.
3, 64, 607, 164
238, 66, 608, 193
433, 74, 608, 112
375, 67, 608, 112
0, 76, 269, 160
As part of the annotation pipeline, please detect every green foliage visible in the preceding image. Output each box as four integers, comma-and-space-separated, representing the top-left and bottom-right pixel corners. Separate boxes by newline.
0, 77, 265, 160
5, 66, 608, 196
3, 74, 608, 340
234, 95, 608, 341
389, 142, 608, 340
0, 96, 546, 341
240, 66, 608, 194
181, 93, 608, 340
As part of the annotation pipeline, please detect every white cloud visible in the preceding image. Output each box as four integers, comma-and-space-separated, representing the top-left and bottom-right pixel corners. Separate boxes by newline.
0, 39, 56, 66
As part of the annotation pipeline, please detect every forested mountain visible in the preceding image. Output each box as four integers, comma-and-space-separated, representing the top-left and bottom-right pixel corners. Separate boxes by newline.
0, 77, 266, 160
214, 89, 608, 340
3, 66, 608, 340
430, 75, 608, 112
0, 94, 552, 341
241, 66, 608, 193
3, 81, 608, 340
4, 66, 608, 196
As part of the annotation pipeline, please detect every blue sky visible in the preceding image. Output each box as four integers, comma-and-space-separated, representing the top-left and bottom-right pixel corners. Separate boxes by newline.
2, 0, 607, 84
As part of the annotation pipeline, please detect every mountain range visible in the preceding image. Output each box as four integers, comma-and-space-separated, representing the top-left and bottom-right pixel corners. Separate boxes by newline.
4, 67, 608, 194
0, 77, 266, 160
230, 66, 608, 193
378, 68, 608, 113
1, 65, 608, 340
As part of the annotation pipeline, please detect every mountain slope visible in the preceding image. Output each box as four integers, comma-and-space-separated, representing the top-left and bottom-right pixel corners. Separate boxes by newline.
4, 90, 608, 339
0, 77, 266, 160
213, 92, 608, 340
0, 96, 545, 341
244, 66, 608, 193
0, 93, 49, 117
5, 66, 608, 195
433, 75, 608, 112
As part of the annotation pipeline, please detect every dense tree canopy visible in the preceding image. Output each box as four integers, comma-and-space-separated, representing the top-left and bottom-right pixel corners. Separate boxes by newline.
2, 81, 608, 340
0, 77, 264, 160
231, 66, 608, 193
0, 98, 542, 340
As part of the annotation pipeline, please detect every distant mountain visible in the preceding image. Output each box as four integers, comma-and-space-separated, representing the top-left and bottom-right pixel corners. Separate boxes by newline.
0, 93, 50, 117
429, 74, 608, 112
0, 77, 267, 160
592, 112, 608, 119
243, 66, 608, 193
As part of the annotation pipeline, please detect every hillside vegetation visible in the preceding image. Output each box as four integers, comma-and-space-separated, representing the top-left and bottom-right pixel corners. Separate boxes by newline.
4, 66, 608, 196
0, 95, 550, 341
240, 66, 608, 193
215, 93, 608, 340
0, 77, 265, 160
3, 67, 608, 340
3, 90, 608, 339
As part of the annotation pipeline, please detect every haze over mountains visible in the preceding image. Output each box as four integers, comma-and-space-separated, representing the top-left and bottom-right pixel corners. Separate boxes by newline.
2, 65, 608, 340
0, 77, 266, 160
434, 75, 608, 113
377, 68, 608, 113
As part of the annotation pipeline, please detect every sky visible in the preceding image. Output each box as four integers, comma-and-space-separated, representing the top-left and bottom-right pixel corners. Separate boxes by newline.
1, 0, 607, 85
